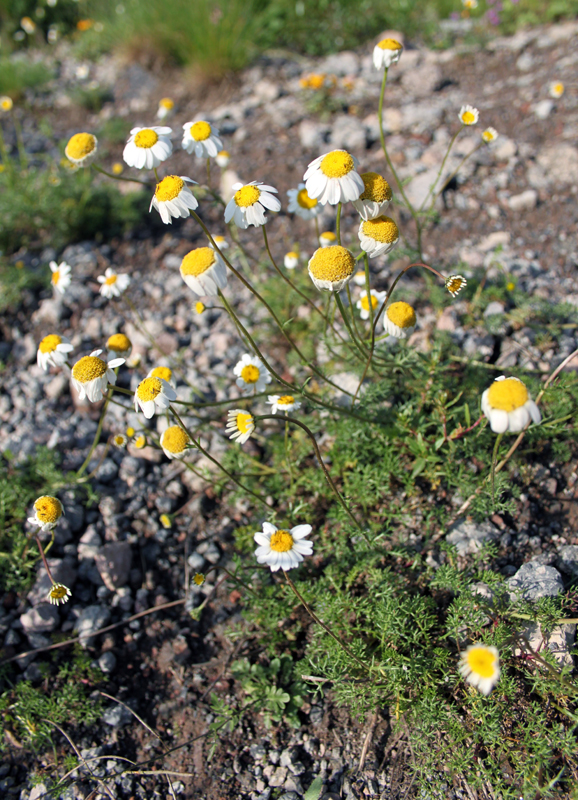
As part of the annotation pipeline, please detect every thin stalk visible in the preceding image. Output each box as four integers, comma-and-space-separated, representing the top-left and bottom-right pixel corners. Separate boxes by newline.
335, 293, 368, 361
92, 164, 151, 187
206, 157, 211, 187
429, 141, 483, 208
490, 433, 503, 505
35, 535, 56, 585
0, 123, 14, 178
353, 256, 379, 404
419, 125, 464, 212
153, 166, 159, 182
346, 283, 365, 347
76, 387, 111, 478
336, 202, 342, 245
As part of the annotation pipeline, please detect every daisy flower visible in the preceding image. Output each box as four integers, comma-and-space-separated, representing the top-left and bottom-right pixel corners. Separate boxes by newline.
308, 246, 356, 292
106, 333, 132, 360
156, 97, 174, 121
48, 583, 71, 605
150, 175, 198, 224
284, 252, 299, 269
180, 247, 227, 296
353, 269, 368, 286
113, 433, 128, 449
319, 231, 337, 247
481, 127, 499, 144
64, 132, 98, 166
28, 495, 64, 531
353, 172, 393, 221
459, 105, 479, 126
134, 434, 147, 449
193, 573, 205, 586
195, 301, 206, 314
234, 354, 272, 395
549, 81, 564, 99
304, 149, 364, 205
71, 350, 125, 402
286, 183, 322, 220
458, 644, 500, 695
445, 275, 467, 297
356, 289, 386, 321
462, 0, 478, 8
216, 150, 230, 168
50, 261, 71, 294
226, 409, 255, 444
98, 268, 130, 299
481, 376, 541, 434
182, 120, 223, 159
254, 522, 313, 572
147, 365, 177, 389
358, 216, 400, 258
160, 425, 191, 459
224, 181, 281, 228
134, 376, 177, 419
123, 126, 173, 170
37, 334, 73, 371
0, 96, 13, 112
373, 38, 403, 70
383, 301, 416, 339
210, 235, 229, 251
267, 395, 302, 415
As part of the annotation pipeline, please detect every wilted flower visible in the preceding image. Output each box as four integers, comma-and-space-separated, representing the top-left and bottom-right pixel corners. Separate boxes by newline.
216, 150, 230, 168
352, 172, 393, 221
48, 583, 71, 605
160, 425, 191, 459
71, 350, 124, 402
28, 496, 64, 531
284, 252, 299, 269
373, 38, 403, 70
107, 333, 132, 360
267, 395, 302, 414
445, 275, 467, 297
358, 216, 400, 258
156, 97, 174, 121
65, 132, 98, 166
383, 301, 416, 339
180, 247, 227, 296
226, 409, 255, 444
319, 231, 337, 247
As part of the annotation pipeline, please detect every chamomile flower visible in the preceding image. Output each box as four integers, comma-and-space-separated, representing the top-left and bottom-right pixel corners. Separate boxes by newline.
113, 433, 128, 449
234, 354, 272, 395
549, 81, 564, 99
445, 275, 467, 297
150, 175, 198, 224
0, 96, 13, 112
134, 376, 177, 419
224, 181, 281, 228
210, 235, 229, 251
216, 150, 230, 168
284, 252, 299, 269
182, 120, 223, 159
319, 231, 337, 247
254, 522, 313, 572
48, 583, 71, 605
459, 105, 479, 126
358, 216, 400, 258
226, 409, 255, 444
28, 495, 64, 531
97, 268, 131, 299
353, 270, 368, 286
373, 38, 403, 70
481, 376, 541, 434
71, 349, 125, 402
37, 334, 74, 370
462, 0, 478, 8
287, 183, 322, 220
147, 365, 177, 389
50, 261, 71, 294
308, 246, 355, 292
156, 97, 174, 121
160, 425, 191, 459
193, 573, 205, 586
458, 644, 500, 695
180, 247, 227, 296
304, 149, 364, 205
383, 301, 416, 339
356, 289, 386, 321
134, 434, 147, 449
353, 172, 393, 221
126, 426, 135, 438
481, 127, 499, 144
106, 333, 132, 360
195, 301, 206, 314
267, 395, 302, 415
160, 514, 172, 529
123, 126, 173, 170
64, 132, 98, 166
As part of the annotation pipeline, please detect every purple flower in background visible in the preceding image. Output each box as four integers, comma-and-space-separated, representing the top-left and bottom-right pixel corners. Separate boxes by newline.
487, 8, 500, 24
450, 11, 459, 19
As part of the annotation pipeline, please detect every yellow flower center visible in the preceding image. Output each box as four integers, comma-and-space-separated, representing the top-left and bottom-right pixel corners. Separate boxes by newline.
234, 185, 261, 207
34, 496, 62, 523
51, 271, 60, 285
105, 274, 118, 285
126, 427, 135, 437
377, 38, 403, 51
466, 646, 497, 679
362, 216, 399, 244
195, 301, 205, 314
134, 434, 146, 448
446, 276, 466, 294
461, 110, 476, 125
39, 334, 62, 353
320, 232, 336, 242
213, 235, 225, 244
297, 188, 318, 209
155, 175, 184, 201
277, 395, 295, 406
361, 294, 378, 311
112, 162, 123, 175
286, 251, 298, 259
190, 121, 212, 141
163, 425, 189, 453
150, 366, 172, 382
270, 530, 294, 552
309, 246, 355, 282
49, 584, 69, 602
160, 514, 171, 528
137, 377, 163, 402
160, 97, 174, 109
134, 129, 159, 148
552, 82, 564, 96
487, 378, 529, 411
181, 247, 216, 276
193, 573, 205, 585
387, 302, 416, 329
107, 333, 131, 351
241, 364, 260, 384
360, 172, 392, 203
72, 355, 108, 382
236, 412, 253, 434
65, 132, 96, 160
320, 150, 354, 178
1, 97, 13, 111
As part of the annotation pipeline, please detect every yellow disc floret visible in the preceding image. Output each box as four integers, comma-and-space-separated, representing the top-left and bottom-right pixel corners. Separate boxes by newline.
162, 425, 190, 453
386, 302, 416, 329
159, 97, 174, 109
277, 395, 295, 405
487, 378, 529, 411
241, 364, 260, 384
150, 366, 172, 382
362, 216, 399, 243
39, 334, 62, 353
236, 412, 253, 434
65, 132, 97, 161
134, 129, 159, 148
297, 188, 318, 209
136, 377, 163, 402
107, 333, 131, 352
181, 248, 216, 276
360, 172, 392, 203
105, 274, 118, 286
190, 121, 211, 141
270, 530, 294, 552
155, 175, 184, 201
34, 496, 63, 524
320, 231, 336, 242
309, 246, 355, 281
72, 355, 107, 382
51, 270, 60, 285
465, 646, 498, 679
320, 150, 354, 178
48, 583, 70, 604
461, 110, 476, 125
234, 185, 261, 207
361, 294, 378, 311
377, 38, 403, 51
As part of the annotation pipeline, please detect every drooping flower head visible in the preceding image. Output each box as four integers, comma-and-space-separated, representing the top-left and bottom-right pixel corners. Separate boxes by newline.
234, 354, 272, 395
383, 301, 416, 339
180, 247, 227, 296
358, 216, 400, 258
254, 522, 313, 572
445, 275, 467, 297
481, 376, 541, 434
304, 149, 364, 205
98, 268, 130, 299
267, 395, 302, 415
356, 289, 386, 321
28, 495, 64, 532
71, 349, 125, 402
459, 105, 479, 126
48, 583, 71, 605
353, 172, 393, 221
50, 261, 71, 295
64, 132, 98, 166
123, 126, 173, 169
182, 120, 223, 159
226, 409, 255, 444
150, 175, 198, 224
134, 376, 177, 419
458, 644, 500, 695
160, 425, 191, 460
37, 334, 74, 371
106, 333, 132, 360
373, 38, 403, 70
308, 246, 355, 292
224, 181, 281, 228
286, 183, 322, 220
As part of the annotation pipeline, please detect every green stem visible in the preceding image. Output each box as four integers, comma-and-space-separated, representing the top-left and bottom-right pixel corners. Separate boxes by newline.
346, 283, 366, 349
153, 166, 159, 182
92, 164, 151, 186
491, 432, 503, 506
352, 255, 378, 404
35, 536, 56, 585
419, 126, 464, 213
206, 157, 211, 187
76, 387, 111, 478
429, 141, 483, 209
336, 202, 342, 245
335, 293, 368, 361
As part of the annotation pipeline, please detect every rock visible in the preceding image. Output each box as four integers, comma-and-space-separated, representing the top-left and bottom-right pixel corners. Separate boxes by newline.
446, 519, 499, 556
95, 542, 132, 590
508, 189, 538, 212
536, 144, 578, 186
102, 703, 133, 727
20, 604, 60, 634
74, 605, 111, 648
514, 621, 575, 669
319, 51, 359, 76
556, 545, 578, 578
298, 119, 329, 150
45, 373, 69, 401
404, 169, 439, 209
97, 651, 117, 673
494, 138, 517, 161
508, 562, 563, 602
329, 114, 366, 151
401, 59, 442, 98
29, 785, 48, 800
483, 301, 505, 318
533, 99, 554, 120
478, 231, 510, 252
268, 766, 288, 787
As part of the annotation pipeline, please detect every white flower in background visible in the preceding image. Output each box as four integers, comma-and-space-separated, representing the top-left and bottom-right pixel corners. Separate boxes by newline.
548, 81, 564, 99
267, 395, 302, 415
458, 644, 500, 696
210, 235, 229, 250
226, 409, 255, 444
319, 231, 337, 247
286, 183, 322, 220
150, 175, 198, 224
27, 495, 64, 532
37, 334, 73, 370
156, 97, 174, 121
383, 301, 416, 339
308, 246, 355, 292
160, 425, 191, 459
224, 181, 281, 228
182, 120, 223, 158
481, 376, 541, 434
98, 268, 131, 299
216, 150, 230, 168
481, 127, 499, 143
113, 433, 128, 449
64, 132, 98, 166
134, 376, 177, 419
304, 149, 364, 205
284, 251, 299, 269
356, 289, 386, 321
180, 247, 227, 296
123, 126, 173, 169
462, 0, 478, 8
254, 522, 313, 572
147, 365, 177, 389
106, 333, 132, 360
234, 354, 272, 395
459, 105, 479, 125
50, 261, 71, 294
71, 349, 125, 402
353, 270, 368, 286
352, 172, 393, 221
0, 96, 14, 112
373, 38, 403, 70
358, 216, 400, 258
